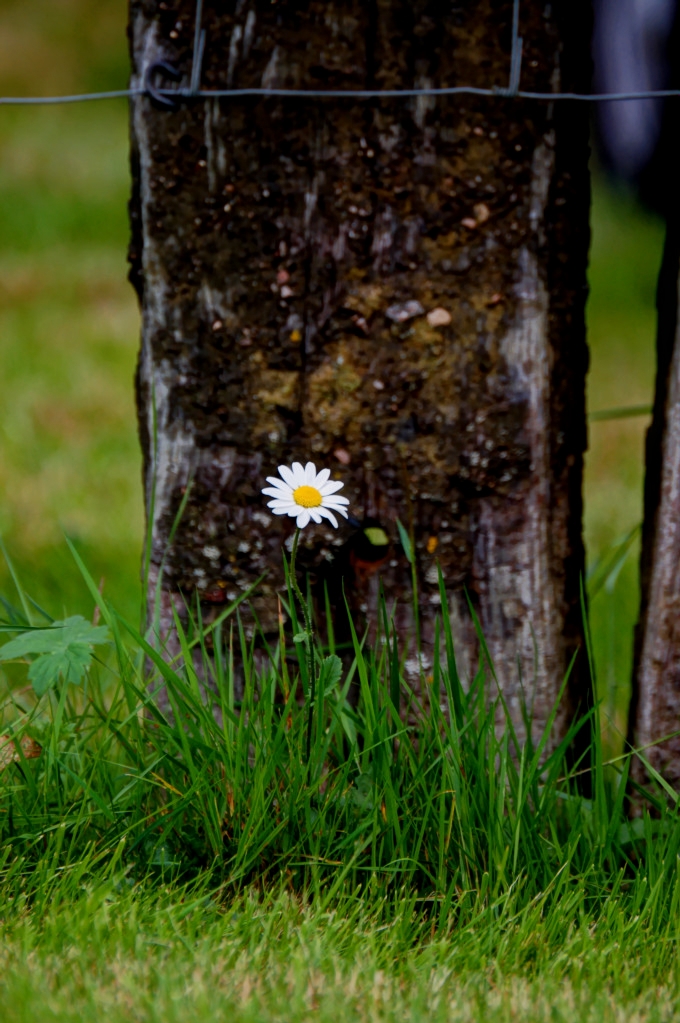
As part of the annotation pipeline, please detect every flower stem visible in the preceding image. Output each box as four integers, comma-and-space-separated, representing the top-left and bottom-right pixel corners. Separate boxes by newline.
288, 528, 316, 762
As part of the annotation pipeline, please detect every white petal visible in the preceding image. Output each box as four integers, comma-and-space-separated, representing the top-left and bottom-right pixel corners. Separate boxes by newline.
326, 503, 348, 519
266, 494, 296, 505
296, 510, 311, 528
315, 467, 331, 487
317, 506, 338, 528
291, 462, 307, 485
309, 509, 323, 524
268, 500, 297, 511
278, 464, 297, 488
267, 505, 288, 517
323, 495, 350, 508
305, 461, 317, 484
266, 476, 291, 492
262, 486, 293, 499
272, 505, 299, 518
320, 480, 344, 496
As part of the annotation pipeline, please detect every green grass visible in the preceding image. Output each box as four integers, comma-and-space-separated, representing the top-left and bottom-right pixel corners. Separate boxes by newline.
0, 549, 601, 892
3, 876, 680, 1023
2, 557, 680, 1021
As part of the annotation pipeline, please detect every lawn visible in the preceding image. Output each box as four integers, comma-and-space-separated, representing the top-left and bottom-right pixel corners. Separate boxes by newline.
3, 882, 680, 1023
2, 568, 680, 1023
0, 3, 674, 1020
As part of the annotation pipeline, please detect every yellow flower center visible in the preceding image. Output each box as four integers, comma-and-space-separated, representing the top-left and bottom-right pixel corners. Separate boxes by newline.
293, 484, 323, 508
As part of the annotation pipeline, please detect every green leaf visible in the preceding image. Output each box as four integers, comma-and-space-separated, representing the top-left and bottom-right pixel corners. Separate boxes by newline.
617, 818, 647, 846
351, 774, 374, 811
395, 518, 413, 565
363, 526, 389, 547
293, 631, 310, 645
28, 646, 92, 696
319, 654, 343, 696
0, 616, 111, 696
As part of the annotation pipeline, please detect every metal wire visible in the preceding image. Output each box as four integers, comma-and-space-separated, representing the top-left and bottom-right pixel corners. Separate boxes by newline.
2, 86, 680, 106
1, 0, 678, 108
0, 90, 142, 105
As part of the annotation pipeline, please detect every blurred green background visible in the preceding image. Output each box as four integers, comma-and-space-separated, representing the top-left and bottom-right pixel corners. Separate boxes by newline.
0, 1, 141, 622
0, 1, 664, 746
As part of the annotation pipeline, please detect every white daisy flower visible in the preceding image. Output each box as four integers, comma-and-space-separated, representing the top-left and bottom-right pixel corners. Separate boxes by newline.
262, 461, 350, 529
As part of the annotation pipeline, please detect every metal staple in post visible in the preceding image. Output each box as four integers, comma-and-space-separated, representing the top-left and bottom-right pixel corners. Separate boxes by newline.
508, 0, 523, 96
189, 0, 206, 96
496, 0, 523, 98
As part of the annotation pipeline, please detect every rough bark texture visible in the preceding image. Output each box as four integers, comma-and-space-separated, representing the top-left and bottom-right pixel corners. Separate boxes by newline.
128, 0, 592, 744
629, 12, 680, 793
631, 227, 680, 787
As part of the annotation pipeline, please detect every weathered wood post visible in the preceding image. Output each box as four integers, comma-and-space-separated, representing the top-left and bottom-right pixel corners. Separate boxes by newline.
627, 10, 680, 792
128, 0, 592, 745
630, 222, 680, 788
